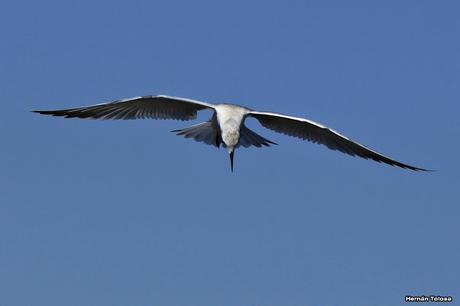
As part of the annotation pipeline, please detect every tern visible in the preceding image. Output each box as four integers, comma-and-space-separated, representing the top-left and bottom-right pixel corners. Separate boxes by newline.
32, 95, 428, 172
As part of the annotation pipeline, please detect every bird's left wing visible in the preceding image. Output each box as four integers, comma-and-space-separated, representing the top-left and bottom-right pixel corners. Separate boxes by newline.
32, 95, 215, 121
248, 111, 429, 171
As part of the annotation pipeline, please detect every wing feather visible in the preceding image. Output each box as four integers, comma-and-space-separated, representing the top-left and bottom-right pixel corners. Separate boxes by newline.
249, 111, 429, 171
32, 95, 215, 121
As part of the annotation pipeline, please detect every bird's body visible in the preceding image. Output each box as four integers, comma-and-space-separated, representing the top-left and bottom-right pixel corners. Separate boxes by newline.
215, 104, 249, 149
32, 95, 429, 172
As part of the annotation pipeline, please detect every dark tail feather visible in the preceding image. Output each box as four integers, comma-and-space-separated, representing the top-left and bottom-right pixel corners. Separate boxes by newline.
172, 121, 220, 147
238, 125, 277, 148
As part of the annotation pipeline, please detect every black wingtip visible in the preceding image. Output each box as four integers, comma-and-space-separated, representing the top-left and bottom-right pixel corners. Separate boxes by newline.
31, 110, 57, 116
396, 162, 433, 172
388, 162, 434, 172
413, 167, 435, 172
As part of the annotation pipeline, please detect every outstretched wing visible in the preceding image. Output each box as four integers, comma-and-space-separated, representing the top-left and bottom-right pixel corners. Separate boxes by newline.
249, 111, 429, 171
32, 95, 215, 121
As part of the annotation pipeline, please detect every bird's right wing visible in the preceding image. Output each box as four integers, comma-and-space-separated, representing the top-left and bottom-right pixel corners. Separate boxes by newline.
248, 111, 429, 171
32, 95, 215, 121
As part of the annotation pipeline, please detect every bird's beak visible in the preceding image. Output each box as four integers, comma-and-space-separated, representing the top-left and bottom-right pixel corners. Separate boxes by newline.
229, 148, 235, 173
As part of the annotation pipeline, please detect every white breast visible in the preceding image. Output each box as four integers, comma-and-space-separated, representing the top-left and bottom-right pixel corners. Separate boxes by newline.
215, 104, 249, 147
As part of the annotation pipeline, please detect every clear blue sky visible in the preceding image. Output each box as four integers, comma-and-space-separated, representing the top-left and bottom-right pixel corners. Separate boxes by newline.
1, 1, 458, 305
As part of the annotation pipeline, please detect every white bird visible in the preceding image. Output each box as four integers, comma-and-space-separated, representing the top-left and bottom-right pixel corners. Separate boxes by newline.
32, 95, 428, 172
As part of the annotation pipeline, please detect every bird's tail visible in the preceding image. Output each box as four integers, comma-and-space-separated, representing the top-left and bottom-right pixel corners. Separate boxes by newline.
237, 125, 277, 148
172, 121, 221, 147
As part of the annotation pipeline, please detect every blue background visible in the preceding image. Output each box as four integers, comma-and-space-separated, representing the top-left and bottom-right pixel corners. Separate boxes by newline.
1, 1, 458, 305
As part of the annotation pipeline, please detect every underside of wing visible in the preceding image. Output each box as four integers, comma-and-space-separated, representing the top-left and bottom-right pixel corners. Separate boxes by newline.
32, 95, 215, 121
249, 111, 429, 171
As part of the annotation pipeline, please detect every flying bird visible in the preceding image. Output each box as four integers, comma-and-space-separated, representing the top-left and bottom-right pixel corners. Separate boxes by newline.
32, 95, 428, 172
